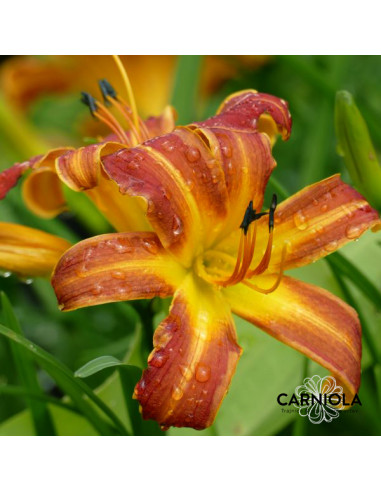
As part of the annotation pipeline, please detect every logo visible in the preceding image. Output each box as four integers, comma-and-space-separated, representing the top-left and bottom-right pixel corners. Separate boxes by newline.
277, 375, 361, 424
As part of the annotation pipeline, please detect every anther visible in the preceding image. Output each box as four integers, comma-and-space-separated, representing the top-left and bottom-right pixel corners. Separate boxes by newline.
99, 79, 117, 104
240, 201, 254, 235
81, 92, 98, 116
240, 201, 268, 235
269, 193, 277, 232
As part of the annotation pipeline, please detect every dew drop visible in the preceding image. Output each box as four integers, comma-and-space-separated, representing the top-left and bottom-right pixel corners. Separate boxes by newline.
179, 365, 192, 381
195, 363, 211, 383
149, 351, 168, 368
111, 270, 125, 280
221, 144, 232, 158
321, 204, 328, 213
161, 140, 175, 152
172, 215, 183, 236
172, 386, 184, 400
293, 211, 309, 230
227, 161, 234, 175
242, 166, 249, 174
20, 277, 33, 285
186, 179, 194, 191
324, 240, 338, 252
142, 239, 159, 254
185, 146, 201, 162
345, 224, 363, 240
91, 284, 103, 295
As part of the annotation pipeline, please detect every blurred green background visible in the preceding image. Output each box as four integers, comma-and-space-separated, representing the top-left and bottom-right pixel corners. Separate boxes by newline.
0, 55, 380, 436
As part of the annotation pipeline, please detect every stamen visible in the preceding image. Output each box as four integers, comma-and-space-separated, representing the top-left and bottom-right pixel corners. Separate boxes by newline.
112, 55, 140, 134
81, 90, 130, 145
81, 92, 98, 116
242, 242, 287, 294
247, 193, 277, 277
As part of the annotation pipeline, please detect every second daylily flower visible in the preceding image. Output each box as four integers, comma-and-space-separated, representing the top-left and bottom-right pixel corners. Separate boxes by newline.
49, 90, 379, 430
0, 75, 176, 277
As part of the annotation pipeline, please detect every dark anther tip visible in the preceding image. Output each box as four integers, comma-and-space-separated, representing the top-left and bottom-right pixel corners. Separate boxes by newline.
99, 79, 117, 103
80, 92, 97, 116
270, 193, 278, 211
240, 201, 254, 235
269, 193, 278, 231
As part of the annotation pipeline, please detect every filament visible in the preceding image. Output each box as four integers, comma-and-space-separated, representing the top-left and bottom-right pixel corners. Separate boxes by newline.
242, 243, 287, 294
112, 55, 140, 134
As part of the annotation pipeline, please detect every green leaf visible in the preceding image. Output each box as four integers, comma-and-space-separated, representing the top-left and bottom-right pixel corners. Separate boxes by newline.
75, 356, 123, 378
171, 55, 203, 124
0, 384, 80, 415
1, 292, 56, 436
0, 322, 129, 435
327, 251, 381, 309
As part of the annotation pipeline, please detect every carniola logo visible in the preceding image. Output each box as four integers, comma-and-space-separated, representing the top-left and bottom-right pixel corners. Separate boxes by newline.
277, 375, 361, 424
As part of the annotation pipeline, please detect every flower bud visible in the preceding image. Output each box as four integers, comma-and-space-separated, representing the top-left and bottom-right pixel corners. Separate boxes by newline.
335, 90, 381, 210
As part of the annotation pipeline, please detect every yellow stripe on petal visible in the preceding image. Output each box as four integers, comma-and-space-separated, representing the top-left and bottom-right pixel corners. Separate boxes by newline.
0, 223, 71, 277
52, 232, 186, 311
224, 276, 361, 400
134, 273, 242, 430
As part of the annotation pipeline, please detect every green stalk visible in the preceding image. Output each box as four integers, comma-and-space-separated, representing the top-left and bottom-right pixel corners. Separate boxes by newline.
171, 56, 203, 124
0, 95, 48, 160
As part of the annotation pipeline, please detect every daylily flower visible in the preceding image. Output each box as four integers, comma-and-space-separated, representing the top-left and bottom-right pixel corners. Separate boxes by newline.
0, 69, 176, 277
50, 89, 380, 430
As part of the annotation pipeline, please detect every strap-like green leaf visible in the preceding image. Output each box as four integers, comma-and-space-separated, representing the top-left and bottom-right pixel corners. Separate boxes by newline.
0, 322, 129, 435
1, 292, 56, 436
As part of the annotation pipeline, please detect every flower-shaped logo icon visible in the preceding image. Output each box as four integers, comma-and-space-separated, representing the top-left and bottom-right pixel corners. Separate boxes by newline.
294, 375, 344, 424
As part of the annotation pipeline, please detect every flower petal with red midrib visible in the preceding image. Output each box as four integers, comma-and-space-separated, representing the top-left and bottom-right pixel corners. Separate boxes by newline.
52, 232, 186, 311
134, 274, 242, 430
224, 275, 361, 399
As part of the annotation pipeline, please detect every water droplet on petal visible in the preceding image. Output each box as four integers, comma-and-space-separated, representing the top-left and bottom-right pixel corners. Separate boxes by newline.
142, 239, 159, 254
179, 365, 192, 381
227, 161, 234, 175
149, 351, 168, 368
91, 284, 103, 295
293, 211, 309, 230
0, 271, 12, 278
172, 386, 184, 400
221, 144, 232, 158
111, 270, 125, 280
324, 240, 338, 252
195, 363, 211, 383
172, 215, 183, 236
185, 146, 201, 162
321, 204, 328, 213
345, 224, 363, 240
161, 140, 175, 152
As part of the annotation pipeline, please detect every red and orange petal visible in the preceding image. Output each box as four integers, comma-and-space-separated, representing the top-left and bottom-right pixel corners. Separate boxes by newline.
134, 274, 242, 430
224, 275, 361, 400
0, 148, 73, 218
216, 175, 380, 273
0, 223, 71, 277
103, 91, 281, 266
211, 89, 292, 141
51, 231, 186, 311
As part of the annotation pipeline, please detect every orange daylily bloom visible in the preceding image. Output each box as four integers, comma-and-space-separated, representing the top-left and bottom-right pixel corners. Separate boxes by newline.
0, 75, 176, 277
50, 90, 380, 430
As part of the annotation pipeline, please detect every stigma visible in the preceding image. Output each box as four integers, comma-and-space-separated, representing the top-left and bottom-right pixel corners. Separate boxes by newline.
215, 194, 287, 294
